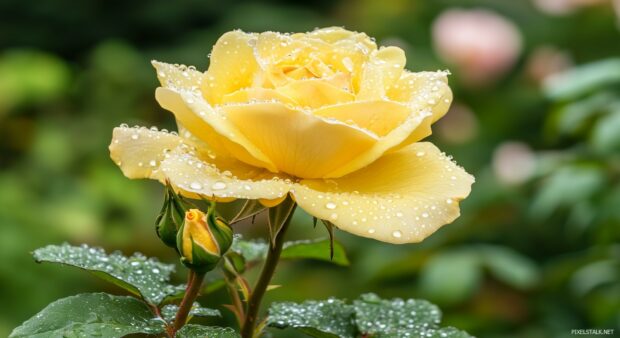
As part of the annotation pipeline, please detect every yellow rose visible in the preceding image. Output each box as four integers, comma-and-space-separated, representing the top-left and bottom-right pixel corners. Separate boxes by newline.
109, 27, 474, 244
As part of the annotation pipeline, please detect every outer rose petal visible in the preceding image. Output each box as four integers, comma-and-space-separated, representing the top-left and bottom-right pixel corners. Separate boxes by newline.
153, 61, 276, 171
292, 142, 474, 244
109, 126, 292, 201
324, 71, 453, 177
200, 30, 260, 104
324, 111, 432, 178
220, 102, 379, 178
389, 71, 453, 123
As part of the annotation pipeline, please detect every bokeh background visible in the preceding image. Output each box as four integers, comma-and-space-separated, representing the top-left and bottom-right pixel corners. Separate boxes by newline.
1, 0, 619, 337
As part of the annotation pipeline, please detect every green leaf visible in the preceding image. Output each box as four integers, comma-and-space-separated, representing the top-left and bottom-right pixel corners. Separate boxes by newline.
231, 236, 269, 262
176, 324, 240, 338
544, 58, 620, 100
9, 293, 163, 338
419, 251, 481, 305
268, 298, 356, 338
480, 245, 540, 290
33, 243, 183, 305
591, 107, 620, 154
161, 303, 221, 322
530, 166, 605, 220
231, 199, 266, 223
232, 237, 350, 266
282, 238, 350, 266
353, 293, 472, 338
553, 91, 616, 136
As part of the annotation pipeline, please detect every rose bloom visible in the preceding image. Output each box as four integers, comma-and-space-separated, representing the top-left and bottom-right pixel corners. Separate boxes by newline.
109, 28, 474, 244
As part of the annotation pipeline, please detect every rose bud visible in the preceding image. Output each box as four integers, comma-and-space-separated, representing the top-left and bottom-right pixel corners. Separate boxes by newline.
177, 208, 233, 272
155, 183, 192, 249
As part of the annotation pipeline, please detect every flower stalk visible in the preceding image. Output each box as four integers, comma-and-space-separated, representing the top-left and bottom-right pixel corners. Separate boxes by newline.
240, 202, 296, 338
172, 270, 206, 335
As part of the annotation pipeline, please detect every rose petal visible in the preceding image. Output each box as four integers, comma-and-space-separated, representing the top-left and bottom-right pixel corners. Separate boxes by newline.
221, 87, 297, 106
293, 142, 474, 244
312, 100, 410, 136
109, 126, 292, 201
155, 87, 276, 172
220, 102, 378, 178
276, 79, 354, 108
201, 30, 260, 104
357, 46, 406, 100
389, 70, 453, 123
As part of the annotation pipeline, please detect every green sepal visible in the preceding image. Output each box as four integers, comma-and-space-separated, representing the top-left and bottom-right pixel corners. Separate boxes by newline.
156, 182, 192, 249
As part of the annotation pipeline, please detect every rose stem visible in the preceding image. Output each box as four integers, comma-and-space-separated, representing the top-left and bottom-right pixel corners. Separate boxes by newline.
240, 203, 296, 338
172, 269, 206, 334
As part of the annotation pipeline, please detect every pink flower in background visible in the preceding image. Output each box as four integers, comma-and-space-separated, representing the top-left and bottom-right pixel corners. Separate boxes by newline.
492, 142, 537, 185
432, 8, 522, 86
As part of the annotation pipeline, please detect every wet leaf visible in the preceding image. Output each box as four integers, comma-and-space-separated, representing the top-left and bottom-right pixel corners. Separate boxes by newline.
33, 243, 183, 305
232, 237, 349, 266
281, 238, 349, 266
268, 298, 356, 338
268, 294, 472, 338
231, 236, 269, 262
353, 293, 472, 337
160, 303, 221, 323
176, 324, 240, 338
9, 293, 163, 338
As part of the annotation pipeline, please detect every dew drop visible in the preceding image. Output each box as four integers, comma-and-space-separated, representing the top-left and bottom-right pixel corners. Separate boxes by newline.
325, 202, 337, 210
416, 151, 425, 157
422, 212, 429, 218
446, 198, 453, 204
190, 182, 203, 190
212, 181, 227, 190
149, 160, 157, 167
131, 134, 139, 140
368, 228, 376, 234
392, 230, 402, 238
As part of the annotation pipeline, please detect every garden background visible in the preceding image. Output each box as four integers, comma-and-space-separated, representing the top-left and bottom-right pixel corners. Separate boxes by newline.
1, 0, 619, 337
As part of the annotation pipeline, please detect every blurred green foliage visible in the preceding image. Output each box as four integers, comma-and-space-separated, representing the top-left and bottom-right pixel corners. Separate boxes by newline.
1, 0, 619, 337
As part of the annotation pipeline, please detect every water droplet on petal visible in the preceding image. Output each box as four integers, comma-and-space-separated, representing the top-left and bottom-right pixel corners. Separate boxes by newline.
212, 181, 227, 190
392, 230, 402, 238
446, 198, 453, 204
131, 134, 139, 140
190, 182, 202, 190
325, 202, 337, 210
368, 228, 376, 234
